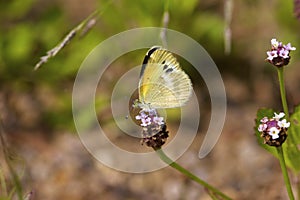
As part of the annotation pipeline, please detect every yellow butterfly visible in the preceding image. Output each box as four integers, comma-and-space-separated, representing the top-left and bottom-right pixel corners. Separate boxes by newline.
138, 46, 192, 110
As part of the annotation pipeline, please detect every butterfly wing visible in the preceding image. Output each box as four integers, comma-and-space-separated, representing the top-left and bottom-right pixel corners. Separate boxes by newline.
138, 46, 192, 109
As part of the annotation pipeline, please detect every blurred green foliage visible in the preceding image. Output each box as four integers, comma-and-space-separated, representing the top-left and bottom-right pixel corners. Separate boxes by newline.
0, 0, 299, 133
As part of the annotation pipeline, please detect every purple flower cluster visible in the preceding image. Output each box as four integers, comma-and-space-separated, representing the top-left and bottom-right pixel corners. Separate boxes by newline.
135, 108, 168, 149
135, 109, 164, 127
266, 38, 296, 67
258, 112, 290, 146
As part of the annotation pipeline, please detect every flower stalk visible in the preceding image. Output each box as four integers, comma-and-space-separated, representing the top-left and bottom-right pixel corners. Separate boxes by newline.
156, 148, 232, 200
277, 67, 295, 200
277, 67, 289, 119
276, 146, 295, 200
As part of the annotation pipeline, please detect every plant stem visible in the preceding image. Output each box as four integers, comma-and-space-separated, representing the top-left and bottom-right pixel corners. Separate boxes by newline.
276, 146, 295, 200
276, 67, 295, 200
160, 0, 169, 47
277, 68, 296, 146
156, 148, 232, 200
0, 120, 23, 200
277, 67, 289, 119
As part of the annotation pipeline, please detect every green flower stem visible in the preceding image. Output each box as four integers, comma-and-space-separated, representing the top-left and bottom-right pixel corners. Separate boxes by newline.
277, 67, 296, 145
155, 148, 232, 200
277, 67, 295, 200
277, 67, 289, 119
276, 146, 295, 200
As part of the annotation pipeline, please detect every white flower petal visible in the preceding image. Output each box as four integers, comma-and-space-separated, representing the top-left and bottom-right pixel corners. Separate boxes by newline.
260, 117, 268, 123
284, 43, 296, 51
268, 127, 280, 139
274, 112, 285, 120
271, 38, 279, 48
278, 119, 290, 128
258, 124, 267, 132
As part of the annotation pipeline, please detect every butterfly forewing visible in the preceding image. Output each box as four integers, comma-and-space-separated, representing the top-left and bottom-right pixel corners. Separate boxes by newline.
138, 47, 192, 109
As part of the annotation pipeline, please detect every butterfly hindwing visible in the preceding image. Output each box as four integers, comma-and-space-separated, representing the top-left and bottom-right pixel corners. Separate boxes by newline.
138, 47, 192, 109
